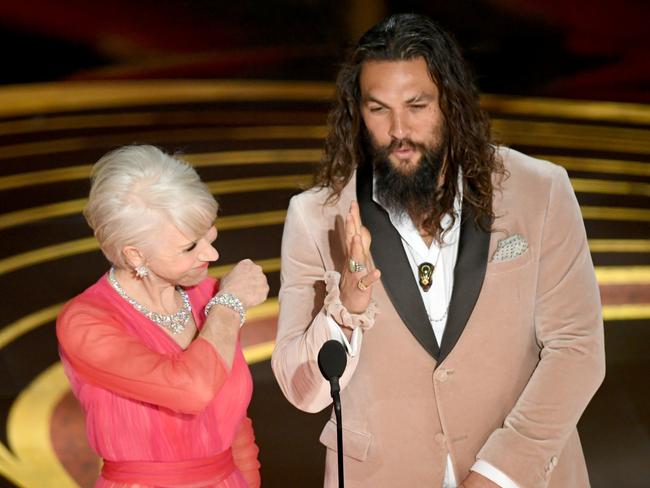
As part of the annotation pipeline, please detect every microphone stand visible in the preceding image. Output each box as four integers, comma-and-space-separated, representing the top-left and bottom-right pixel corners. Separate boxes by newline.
318, 340, 347, 488
329, 376, 344, 488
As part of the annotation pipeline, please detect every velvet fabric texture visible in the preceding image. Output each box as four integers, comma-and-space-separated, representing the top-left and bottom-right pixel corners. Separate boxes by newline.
272, 147, 605, 487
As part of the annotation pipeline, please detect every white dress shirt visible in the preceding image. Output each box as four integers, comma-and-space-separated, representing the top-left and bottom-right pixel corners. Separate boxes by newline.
325, 178, 518, 488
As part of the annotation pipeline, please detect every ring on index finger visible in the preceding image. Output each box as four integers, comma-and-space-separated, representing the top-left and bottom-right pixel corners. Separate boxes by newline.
357, 279, 368, 291
348, 258, 366, 273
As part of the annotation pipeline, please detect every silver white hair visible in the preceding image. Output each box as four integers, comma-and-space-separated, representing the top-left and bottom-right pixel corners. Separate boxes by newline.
84, 145, 218, 269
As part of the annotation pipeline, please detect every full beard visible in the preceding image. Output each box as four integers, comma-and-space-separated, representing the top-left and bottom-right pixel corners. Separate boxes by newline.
371, 137, 446, 223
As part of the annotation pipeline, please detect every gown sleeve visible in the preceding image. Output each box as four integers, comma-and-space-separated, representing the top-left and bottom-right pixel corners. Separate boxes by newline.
231, 416, 261, 487
57, 296, 229, 415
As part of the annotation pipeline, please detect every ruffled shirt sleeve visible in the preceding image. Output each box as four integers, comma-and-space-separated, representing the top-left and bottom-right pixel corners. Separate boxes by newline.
57, 292, 229, 415
272, 194, 376, 413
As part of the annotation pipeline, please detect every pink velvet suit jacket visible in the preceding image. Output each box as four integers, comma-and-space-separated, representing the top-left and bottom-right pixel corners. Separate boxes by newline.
272, 147, 605, 488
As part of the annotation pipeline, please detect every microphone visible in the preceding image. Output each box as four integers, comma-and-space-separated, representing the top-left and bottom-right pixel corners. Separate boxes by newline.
318, 340, 347, 394
318, 340, 347, 488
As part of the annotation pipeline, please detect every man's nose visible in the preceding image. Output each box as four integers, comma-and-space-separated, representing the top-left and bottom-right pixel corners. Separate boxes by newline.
388, 110, 410, 139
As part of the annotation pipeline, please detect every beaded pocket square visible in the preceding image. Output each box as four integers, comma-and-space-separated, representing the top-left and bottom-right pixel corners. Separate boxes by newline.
491, 234, 528, 262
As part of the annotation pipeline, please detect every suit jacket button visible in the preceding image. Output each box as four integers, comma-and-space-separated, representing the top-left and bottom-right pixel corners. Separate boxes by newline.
434, 433, 446, 446
435, 369, 449, 382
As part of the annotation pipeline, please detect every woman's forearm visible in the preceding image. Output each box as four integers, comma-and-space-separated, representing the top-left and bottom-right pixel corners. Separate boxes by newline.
199, 305, 241, 369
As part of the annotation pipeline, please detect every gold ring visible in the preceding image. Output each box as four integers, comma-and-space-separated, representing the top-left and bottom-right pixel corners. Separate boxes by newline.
357, 279, 368, 291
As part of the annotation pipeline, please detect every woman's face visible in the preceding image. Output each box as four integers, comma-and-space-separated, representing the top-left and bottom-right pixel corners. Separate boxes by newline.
144, 221, 219, 287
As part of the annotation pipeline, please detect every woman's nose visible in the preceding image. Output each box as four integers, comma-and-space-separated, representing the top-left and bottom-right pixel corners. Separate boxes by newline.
198, 243, 219, 262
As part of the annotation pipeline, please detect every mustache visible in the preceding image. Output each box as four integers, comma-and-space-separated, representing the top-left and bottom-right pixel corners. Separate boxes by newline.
376, 138, 429, 158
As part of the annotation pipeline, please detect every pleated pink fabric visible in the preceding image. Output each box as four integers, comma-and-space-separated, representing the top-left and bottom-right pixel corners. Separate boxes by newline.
57, 274, 260, 488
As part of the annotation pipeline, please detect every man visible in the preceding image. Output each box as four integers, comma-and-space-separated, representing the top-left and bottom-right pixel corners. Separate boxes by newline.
272, 13, 605, 488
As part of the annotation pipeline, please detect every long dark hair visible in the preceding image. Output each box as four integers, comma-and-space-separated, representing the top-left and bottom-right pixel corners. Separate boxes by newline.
315, 13, 503, 238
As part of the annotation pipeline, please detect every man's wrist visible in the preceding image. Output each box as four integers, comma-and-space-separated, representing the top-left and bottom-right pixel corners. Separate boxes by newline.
471, 460, 519, 488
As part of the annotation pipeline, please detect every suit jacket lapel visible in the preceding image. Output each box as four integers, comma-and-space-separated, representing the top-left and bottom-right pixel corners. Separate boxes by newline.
438, 206, 491, 363
356, 163, 440, 359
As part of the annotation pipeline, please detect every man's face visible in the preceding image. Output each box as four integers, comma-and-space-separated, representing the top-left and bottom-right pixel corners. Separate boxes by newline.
359, 57, 445, 174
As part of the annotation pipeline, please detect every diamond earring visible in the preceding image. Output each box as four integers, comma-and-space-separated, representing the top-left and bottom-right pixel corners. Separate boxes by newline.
135, 265, 149, 278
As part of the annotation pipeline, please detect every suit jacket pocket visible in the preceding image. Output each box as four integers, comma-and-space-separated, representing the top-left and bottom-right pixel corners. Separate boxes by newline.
319, 419, 372, 461
486, 248, 532, 274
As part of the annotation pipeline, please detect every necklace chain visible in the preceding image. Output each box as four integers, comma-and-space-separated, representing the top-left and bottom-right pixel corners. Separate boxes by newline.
108, 267, 192, 335
429, 307, 449, 323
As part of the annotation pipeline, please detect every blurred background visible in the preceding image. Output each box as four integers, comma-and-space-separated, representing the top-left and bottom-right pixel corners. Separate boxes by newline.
0, 0, 648, 487
1, 0, 648, 100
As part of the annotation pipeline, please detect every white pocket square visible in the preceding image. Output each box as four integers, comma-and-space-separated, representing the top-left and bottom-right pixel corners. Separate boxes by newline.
491, 234, 528, 262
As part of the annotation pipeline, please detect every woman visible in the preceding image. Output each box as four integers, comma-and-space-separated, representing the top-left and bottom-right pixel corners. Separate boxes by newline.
57, 145, 268, 487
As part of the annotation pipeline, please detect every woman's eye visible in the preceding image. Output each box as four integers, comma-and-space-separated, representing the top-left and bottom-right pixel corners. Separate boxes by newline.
410, 104, 427, 110
184, 243, 197, 252
369, 106, 384, 113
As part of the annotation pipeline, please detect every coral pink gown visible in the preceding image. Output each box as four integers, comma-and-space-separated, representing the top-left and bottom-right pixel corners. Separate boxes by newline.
57, 274, 260, 488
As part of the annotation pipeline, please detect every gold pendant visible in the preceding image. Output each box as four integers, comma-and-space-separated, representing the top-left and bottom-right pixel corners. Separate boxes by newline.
418, 262, 434, 291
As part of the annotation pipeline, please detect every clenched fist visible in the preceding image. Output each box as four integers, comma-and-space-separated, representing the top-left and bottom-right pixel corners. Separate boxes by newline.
219, 259, 269, 309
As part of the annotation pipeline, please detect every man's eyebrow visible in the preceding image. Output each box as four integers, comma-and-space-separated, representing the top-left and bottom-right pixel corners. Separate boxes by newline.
362, 94, 385, 105
406, 93, 434, 103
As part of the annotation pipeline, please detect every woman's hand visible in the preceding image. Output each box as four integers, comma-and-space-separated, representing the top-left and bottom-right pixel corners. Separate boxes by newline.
202, 260, 269, 368
340, 201, 381, 313
219, 259, 269, 309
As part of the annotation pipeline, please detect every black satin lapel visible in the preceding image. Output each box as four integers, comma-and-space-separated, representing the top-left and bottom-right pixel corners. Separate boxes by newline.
356, 164, 439, 359
438, 207, 491, 363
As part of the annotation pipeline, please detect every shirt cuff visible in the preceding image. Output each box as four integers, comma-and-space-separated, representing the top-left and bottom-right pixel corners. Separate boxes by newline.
471, 460, 519, 488
323, 271, 377, 331
325, 314, 361, 357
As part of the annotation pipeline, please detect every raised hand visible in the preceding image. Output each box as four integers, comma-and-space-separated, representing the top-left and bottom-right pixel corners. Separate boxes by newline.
339, 201, 381, 313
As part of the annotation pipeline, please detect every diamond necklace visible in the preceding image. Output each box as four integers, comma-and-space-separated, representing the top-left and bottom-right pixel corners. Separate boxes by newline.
108, 267, 192, 335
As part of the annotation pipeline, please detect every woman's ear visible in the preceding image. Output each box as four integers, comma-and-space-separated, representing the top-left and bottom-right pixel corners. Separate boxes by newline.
122, 245, 145, 270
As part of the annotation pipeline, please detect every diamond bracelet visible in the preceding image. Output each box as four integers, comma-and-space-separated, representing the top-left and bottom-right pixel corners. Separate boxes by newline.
204, 292, 246, 327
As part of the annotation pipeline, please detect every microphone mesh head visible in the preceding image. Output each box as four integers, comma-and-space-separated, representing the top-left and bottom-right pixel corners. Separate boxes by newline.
318, 340, 347, 380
